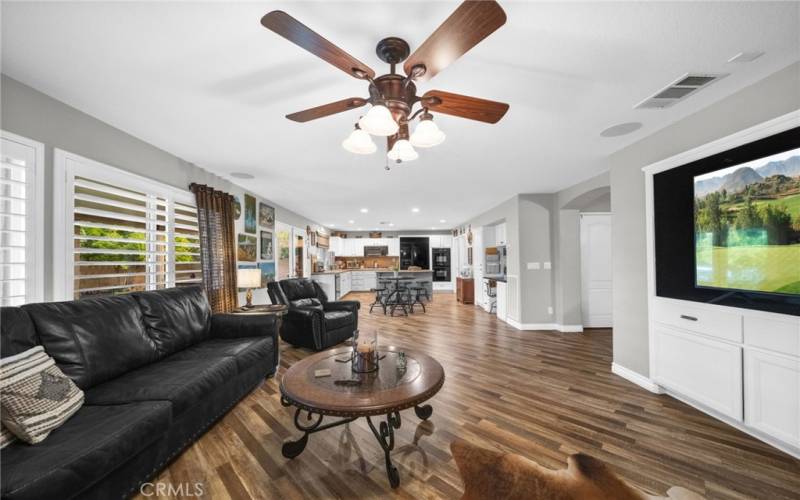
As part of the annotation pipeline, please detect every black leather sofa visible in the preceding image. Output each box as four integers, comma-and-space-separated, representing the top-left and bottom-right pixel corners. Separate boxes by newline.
267, 278, 359, 351
0, 286, 279, 500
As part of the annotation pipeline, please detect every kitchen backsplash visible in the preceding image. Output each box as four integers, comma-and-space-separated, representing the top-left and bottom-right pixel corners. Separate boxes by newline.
334, 256, 400, 269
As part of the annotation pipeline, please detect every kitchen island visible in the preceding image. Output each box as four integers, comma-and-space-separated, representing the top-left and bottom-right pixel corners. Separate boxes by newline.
377, 270, 433, 300
311, 269, 434, 301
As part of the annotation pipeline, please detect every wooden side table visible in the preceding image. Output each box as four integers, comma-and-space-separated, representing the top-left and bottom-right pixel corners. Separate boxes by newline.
231, 304, 289, 333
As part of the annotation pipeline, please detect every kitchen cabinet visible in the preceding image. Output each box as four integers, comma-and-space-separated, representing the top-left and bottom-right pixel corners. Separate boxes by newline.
388, 238, 400, 256
351, 271, 378, 292
312, 274, 336, 301
456, 277, 474, 304
429, 235, 453, 248
496, 223, 507, 246
339, 271, 352, 297
496, 281, 507, 321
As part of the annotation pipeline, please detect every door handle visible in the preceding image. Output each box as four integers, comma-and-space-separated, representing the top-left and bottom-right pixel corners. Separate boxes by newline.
679, 314, 698, 321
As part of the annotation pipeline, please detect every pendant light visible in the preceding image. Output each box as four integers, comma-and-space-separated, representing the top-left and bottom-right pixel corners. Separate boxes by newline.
341, 124, 376, 154
358, 104, 399, 136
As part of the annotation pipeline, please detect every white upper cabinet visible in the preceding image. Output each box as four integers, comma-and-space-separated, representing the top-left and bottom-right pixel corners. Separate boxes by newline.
496, 223, 507, 246
388, 238, 400, 256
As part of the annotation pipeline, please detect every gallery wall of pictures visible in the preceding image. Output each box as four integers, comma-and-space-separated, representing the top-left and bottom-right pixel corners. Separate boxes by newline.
233, 191, 276, 300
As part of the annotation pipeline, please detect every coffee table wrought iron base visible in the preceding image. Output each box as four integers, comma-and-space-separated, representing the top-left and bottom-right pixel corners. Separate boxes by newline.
280, 397, 433, 488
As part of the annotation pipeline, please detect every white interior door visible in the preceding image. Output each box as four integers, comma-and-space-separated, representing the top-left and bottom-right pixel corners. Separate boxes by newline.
580, 214, 612, 328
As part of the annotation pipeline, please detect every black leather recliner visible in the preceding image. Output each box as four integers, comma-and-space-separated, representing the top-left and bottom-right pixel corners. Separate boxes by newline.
0, 286, 279, 500
267, 278, 359, 351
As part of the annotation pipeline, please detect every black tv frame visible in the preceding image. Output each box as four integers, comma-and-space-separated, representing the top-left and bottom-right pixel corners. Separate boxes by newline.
653, 126, 800, 316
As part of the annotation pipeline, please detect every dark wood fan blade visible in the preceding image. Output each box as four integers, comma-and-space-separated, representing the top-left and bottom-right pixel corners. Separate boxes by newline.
285, 97, 367, 122
403, 1, 506, 82
261, 11, 375, 80
421, 90, 509, 124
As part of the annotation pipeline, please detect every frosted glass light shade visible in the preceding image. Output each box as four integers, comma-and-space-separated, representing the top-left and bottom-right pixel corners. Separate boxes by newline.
342, 128, 376, 154
410, 119, 446, 148
358, 105, 399, 136
387, 139, 418, 162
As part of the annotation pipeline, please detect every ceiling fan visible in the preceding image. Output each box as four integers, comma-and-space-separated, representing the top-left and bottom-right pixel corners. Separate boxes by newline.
261, 1, 510, 164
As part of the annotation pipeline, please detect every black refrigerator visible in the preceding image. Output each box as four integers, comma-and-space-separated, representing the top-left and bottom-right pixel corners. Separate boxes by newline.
399, 237, 430, 270
432, 248, 451, 282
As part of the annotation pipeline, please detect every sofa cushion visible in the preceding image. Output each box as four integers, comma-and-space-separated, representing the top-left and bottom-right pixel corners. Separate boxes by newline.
0, 307, 38, 358
324, 310, 353, 330
281, 279, 317, 301
0, 346, 84, 444
165, 337, 275, 374
131, 286, 211, 358
22, 296, 158, 390
0, 402, 170, 500
84, 357, 237, 416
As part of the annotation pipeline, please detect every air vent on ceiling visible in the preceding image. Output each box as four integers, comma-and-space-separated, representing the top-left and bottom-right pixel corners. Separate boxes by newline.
635, 73, 727, 109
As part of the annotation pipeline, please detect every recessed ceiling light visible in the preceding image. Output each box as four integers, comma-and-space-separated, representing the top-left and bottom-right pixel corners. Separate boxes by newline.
389, 223, 395, 227
348, 220, 355, 224
727, 51, 764, 63
600, 122, 642, 137
431, 227, 436, 230
360, 208, 369, 213
411, 207, 420, 213
230, 172, 254, 179
357, 227, 363, 231
325, 223, 335, 227
439, 219, 446, 223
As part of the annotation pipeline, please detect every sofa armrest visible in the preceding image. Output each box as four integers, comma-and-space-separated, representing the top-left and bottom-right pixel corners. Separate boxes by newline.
323, 300, 361, 314
283, 307, 325, 350
210, 313, 278, 340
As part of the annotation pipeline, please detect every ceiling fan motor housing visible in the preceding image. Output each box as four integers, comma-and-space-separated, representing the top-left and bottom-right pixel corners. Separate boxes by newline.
375, 37, 411, 65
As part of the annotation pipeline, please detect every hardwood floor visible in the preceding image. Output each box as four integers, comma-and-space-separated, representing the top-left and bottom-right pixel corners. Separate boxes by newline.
137, 293, 800, 499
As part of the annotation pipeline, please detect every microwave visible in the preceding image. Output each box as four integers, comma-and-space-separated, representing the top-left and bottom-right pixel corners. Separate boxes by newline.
364, 245, 389, 257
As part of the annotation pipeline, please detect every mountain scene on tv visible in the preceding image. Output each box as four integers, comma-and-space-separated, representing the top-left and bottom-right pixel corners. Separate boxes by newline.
694, 148, 800, 295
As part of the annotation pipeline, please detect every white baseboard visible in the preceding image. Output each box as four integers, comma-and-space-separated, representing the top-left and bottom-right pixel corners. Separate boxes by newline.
506, 319, 584, 333
611, 363, 664, 394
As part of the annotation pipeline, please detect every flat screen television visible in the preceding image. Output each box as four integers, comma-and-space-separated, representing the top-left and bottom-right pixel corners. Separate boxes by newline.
653, 126, 800, 316
693, 147, 800, 296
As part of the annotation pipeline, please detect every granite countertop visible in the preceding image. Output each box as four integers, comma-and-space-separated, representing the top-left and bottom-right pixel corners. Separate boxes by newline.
311, 268, 433, 275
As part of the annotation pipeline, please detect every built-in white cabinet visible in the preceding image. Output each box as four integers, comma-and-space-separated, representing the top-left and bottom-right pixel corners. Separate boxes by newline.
744, 349, 800, 447
652, 323, 743, 421
429, 234, 453, 248
340, 271, 351, 297
496, 281, 507, 321
495, 223, 507, 246
312, 274, 336, 301
650, 297, 800, 455
388, 238, 400, 256
329, 237, 401, 257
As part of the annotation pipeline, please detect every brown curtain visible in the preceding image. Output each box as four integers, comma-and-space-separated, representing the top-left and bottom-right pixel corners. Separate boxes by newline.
190, 183, 238, 313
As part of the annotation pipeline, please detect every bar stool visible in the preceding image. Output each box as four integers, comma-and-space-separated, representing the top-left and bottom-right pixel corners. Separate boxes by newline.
415, 281, 431, 302
389, 282, 411, 317
369, 286, 388, 314
485, 280, 497, 313
408, 284, 427, 313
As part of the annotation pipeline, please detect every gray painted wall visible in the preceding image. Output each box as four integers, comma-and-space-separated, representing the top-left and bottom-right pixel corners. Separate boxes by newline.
1, 74, 322, 300
608, 61, 800, 377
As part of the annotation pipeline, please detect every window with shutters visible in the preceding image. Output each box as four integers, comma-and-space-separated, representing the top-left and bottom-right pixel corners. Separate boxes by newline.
0, 132, 44, 306
54, 149, 201, 300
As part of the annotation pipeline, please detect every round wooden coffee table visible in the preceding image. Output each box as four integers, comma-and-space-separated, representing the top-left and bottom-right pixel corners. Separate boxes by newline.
279, 346, 445, 488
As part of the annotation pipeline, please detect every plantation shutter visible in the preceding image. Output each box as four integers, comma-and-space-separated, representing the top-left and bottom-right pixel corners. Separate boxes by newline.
55, 150, 202, 300
0, 135, 42, 306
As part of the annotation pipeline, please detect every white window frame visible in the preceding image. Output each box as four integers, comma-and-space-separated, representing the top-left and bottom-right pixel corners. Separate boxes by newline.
53, 149, 197, 301
1, 130, 45, 303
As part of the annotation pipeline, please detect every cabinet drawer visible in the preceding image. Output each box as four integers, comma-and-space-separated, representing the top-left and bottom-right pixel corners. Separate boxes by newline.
653, 325, 743, 421
744, 315, 800, 357
744, 349, 800, 447
653, 299, 742, 343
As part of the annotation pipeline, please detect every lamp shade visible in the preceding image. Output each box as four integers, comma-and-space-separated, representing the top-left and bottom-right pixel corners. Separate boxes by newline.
387, 139, 418, 162
237, 268, 261, 289
358, 105, 399, 136
342, 127, 377, 154
410, 118, 446, 148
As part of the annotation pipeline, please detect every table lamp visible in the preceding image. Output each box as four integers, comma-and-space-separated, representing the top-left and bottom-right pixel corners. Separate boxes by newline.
237, 268, 261, 309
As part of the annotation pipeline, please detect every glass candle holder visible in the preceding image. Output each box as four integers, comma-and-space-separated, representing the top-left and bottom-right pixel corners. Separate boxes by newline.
352, 329, 378, 373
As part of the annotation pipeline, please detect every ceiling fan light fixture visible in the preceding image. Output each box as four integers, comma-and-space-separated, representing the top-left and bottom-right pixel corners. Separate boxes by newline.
342, 126, 376, 154
387, 139, 418, 162
410, 115, 445, 148
358, 104, 399, 136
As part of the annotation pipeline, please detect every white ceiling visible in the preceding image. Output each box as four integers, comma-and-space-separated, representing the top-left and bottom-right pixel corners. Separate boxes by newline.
2, 2, 798, 230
